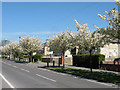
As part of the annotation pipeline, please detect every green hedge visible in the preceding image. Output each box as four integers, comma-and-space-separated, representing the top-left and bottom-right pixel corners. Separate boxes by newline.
24, 56, 30, 58
73, 54, 105, 69
1, 56, 5, 59
32, 54, 44, 61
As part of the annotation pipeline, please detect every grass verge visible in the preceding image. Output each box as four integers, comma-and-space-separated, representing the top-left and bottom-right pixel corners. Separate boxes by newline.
14, 60, 29, 64
45, 66, 120, 84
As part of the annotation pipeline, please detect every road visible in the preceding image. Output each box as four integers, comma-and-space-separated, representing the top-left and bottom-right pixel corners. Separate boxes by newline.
1, 58, 115, 88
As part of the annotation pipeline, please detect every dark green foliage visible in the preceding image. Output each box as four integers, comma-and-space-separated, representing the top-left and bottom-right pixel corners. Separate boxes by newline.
73, 54, 105, 69
24, 56, 30, 58
1, 56, 5, 59
13, 53, 23, 58
32, 54, 44, 61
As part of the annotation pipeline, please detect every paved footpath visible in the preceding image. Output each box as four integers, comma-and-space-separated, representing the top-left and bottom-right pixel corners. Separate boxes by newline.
26, 61, 120, 75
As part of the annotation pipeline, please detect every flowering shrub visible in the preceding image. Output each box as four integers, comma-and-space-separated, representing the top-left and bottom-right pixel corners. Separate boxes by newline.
101, 64, 120, 72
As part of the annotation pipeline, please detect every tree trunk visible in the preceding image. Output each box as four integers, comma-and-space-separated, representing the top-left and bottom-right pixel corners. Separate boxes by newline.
13, 55, 15, 60
89, 50, 92, 73
29, 52, 33, 62
19, 57, 20, 61
62, 52, 65, 68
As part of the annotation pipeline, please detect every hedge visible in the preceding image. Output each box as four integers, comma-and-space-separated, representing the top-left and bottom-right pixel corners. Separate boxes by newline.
32, 54, 44, 61
24, 56, 30, 58
1, 56, 5, 59
73, 54, 105, 69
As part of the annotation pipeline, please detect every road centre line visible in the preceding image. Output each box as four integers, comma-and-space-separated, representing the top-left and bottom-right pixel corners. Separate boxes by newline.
36, 74, 56, 82
0, 73, 15, 88
2, 62, 5, 63
13, 66, 18, 68
7, 64, 11, 66
21, 68, 30, 72
37, 68, 47, 71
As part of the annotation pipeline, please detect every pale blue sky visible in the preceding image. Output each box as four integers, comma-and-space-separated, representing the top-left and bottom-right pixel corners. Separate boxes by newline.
2, 2, 118, 43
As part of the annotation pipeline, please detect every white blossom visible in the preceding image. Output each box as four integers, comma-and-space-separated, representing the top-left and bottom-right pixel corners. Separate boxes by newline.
74, 19, 108, 54
19, 36, 42, 54
94, 5, 120, 44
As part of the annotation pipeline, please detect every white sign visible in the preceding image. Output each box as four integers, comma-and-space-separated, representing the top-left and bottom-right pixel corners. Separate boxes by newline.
33, 52, 36, 55
49, 51, 53, 54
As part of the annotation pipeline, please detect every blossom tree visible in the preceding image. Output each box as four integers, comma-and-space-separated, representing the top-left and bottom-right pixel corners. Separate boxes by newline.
13, 45, 23, 61
74, 19, 108, 72
19, 36, 42, 62
94, 0, 120, 44
9, 41, 23, 60
0, 44, 11, 59
48, 29, 74, 68
0, 46, 6, 57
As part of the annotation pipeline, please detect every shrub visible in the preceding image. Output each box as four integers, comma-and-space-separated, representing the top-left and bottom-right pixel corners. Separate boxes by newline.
101, 64, 120, 72
32, 54, 44, 61
24, 56, 30, 58
73, 54, 105, 69
1, 56, 5, 59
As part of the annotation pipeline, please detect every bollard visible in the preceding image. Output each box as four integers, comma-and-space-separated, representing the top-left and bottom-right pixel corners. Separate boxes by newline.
47, 61, 49, 67
53, 61, 55, 67
58, 60, 60, 67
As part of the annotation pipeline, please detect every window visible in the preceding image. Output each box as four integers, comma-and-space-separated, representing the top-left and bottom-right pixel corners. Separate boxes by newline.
109, 52, 112, 55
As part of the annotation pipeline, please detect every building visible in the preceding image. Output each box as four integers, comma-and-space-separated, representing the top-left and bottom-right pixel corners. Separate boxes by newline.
0, 40, 10, 46
100, 43, 120, 61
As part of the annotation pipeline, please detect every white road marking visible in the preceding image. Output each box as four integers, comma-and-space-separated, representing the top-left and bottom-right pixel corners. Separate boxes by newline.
58, 73, 66, 75
7, 64, 11, 66
36, 74, 56, 82
13, 66, 18, 68
0, 73, 15, 88
51, 71, 66, 75
21, 68, 30, 72
19, 64, 23, 65
2, 62, 5, 63
73, 77, 77, 78
37, 68, 47, 71
84, 79, 114, 87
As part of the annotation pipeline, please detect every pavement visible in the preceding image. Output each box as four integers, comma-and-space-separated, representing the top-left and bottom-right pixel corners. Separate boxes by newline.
0, 58, 118, 88
26, 61, 120, 75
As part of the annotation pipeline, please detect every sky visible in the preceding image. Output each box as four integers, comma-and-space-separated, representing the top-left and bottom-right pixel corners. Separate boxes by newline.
2, 2, 118, 43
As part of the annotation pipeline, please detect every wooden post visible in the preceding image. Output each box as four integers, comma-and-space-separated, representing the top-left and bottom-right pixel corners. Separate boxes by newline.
53, 61, 55, 67
47, 61, 49, 67
58, 59, 60, 67
62, 56, 63, 65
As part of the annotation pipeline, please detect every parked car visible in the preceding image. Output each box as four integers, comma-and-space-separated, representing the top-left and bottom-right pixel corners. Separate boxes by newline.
114, 58, 120, 65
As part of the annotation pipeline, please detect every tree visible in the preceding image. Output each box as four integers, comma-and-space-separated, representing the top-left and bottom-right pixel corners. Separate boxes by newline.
94, 0, 120, 44
74, 19, 108, 72
9, 41, 23, 60
0, 44, 11, 59
48, 29, 74, 68
19, 36, 42, 62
